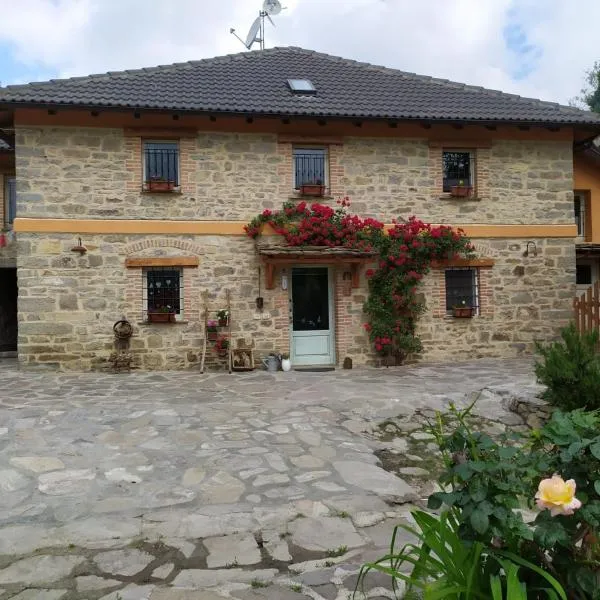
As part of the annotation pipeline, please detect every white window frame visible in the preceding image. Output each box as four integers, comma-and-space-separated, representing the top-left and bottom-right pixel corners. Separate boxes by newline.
142, 139, 181, 190
293, 146, 329, 190
143, 267, 184, 322
445, 267, 480, 316
574, 192, 586, 239
442, 149, 476, 192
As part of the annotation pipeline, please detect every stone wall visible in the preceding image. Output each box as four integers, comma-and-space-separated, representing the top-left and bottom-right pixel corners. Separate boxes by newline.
12, 125, 577, 370
15, 127, 573, 225
15, 232, 574, 371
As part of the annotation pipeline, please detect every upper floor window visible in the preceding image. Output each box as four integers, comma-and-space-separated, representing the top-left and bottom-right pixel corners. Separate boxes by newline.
443, 150, 474, 193
574, 192, 585, 238
445, 268, 479, 315
4, 176, 16, 226
143, 267, 183, 321
293, 147, 328, 190
143, 140, 179, 191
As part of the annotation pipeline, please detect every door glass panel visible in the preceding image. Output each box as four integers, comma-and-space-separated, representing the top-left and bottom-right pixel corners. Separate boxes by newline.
292, 268, 329, 331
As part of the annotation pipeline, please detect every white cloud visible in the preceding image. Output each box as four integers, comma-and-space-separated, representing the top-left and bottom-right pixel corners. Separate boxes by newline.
0, 0, 597, 105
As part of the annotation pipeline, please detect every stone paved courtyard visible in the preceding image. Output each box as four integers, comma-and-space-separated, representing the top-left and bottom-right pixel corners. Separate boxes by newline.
0, 358, 541, 599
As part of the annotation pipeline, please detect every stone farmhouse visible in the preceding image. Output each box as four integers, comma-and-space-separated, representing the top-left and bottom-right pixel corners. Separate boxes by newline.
0, 47, 600, 371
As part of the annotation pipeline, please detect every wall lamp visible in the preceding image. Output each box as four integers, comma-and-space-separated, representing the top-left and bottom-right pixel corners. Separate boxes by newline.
523, 241, 537, 257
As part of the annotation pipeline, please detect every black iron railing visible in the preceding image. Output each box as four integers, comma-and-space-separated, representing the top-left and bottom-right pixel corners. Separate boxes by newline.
443, 151, 472, 191
445, 268, 479, 312
144, 143, 179, 186
294, 149, 326, 187
144, 268, 182, 314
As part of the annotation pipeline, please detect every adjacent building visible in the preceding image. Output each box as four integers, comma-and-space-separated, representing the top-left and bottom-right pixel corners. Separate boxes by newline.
0, 47, 599, 370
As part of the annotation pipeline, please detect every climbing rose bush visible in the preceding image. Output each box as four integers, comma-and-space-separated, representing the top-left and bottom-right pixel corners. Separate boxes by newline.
245, 199, 474, 361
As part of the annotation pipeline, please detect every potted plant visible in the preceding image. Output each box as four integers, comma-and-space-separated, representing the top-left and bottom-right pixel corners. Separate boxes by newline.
450, 180, 473, 198
147, 176, 176, 192
280, 353, 292, 372
299, 179, 326, 197
216, 309, 229, 327
452, 299, 475, 318
206, 319, 219, 341
147, 305, 176, 323
214, 336, 229, 358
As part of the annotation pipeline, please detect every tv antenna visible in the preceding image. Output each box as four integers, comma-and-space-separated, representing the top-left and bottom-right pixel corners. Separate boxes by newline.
230, 0, 284, 51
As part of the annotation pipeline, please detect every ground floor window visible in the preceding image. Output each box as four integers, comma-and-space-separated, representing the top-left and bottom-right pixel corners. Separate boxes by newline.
577, 264, 593, 286
143, 267, 183, 320
445, 268, 479, 314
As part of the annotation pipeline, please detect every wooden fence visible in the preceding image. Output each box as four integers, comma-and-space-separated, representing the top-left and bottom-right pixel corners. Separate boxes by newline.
573, 280, 600, 334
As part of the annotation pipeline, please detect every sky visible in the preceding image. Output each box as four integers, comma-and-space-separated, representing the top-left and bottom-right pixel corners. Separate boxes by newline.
0, 0, 597, 107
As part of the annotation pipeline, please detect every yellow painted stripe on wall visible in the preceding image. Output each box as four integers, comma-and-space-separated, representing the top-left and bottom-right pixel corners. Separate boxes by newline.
13, 218, 577, 239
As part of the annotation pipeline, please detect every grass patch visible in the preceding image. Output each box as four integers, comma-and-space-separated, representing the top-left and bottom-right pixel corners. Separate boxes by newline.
251, 579, 271, 589
326, 545, 348, 558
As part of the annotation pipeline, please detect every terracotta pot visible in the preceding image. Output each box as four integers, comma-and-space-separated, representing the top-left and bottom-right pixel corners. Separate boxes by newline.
148, 312, 176, 323
147, 180, 176, 192
299, 184, 326, 197
452, 307, 475, 318
450, 185, 473, 198
218, 350, 228, 358
218, 318, 229, 327
207, 331, 218, 341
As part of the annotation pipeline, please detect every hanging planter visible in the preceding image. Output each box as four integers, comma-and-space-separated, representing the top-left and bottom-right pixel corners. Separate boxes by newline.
450, 185, 473, 198
147, 178, 176, 192
148, 311, 176, 323
299, 183, 326, 197
452, 306, 475, 318
216, 309, 229, 327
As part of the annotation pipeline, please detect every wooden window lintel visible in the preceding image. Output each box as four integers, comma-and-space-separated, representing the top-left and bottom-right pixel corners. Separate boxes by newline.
125, 257, 199, 268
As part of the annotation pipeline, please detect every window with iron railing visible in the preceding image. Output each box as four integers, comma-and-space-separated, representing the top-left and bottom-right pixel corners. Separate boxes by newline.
445, 268, 479, 314
4, 176, 16, 225
143, 141, 179, 189
443, 150, 474, 192
143, 268, 183, 320
293, 147, 328, 188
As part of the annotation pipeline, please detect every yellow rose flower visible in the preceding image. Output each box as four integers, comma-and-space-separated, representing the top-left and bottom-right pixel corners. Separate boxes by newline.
535, 474, 582, 516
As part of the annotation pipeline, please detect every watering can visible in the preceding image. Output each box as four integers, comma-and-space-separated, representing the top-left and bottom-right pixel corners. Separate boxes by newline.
262, 354, 280, 372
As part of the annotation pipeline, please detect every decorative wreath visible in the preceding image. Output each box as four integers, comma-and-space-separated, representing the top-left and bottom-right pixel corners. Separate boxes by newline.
113, 319, 133, 340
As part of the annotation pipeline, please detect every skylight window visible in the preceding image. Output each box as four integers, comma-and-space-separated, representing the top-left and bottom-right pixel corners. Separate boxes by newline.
287, 79, 316, 94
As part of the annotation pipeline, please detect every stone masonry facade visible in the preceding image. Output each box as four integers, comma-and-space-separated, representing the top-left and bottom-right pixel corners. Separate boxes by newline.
13, 125, 576, 370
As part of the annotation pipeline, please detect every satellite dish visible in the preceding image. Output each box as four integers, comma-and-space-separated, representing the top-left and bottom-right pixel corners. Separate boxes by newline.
245, 17, 261, 49
263, 0, 282, 15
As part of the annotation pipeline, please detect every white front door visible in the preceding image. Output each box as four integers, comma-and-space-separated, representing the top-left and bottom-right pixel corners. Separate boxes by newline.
290, 267, 335, 366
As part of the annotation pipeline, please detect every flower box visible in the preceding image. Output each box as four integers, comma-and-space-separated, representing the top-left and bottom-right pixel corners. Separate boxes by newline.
450, 185, 473, 198
147, 312, 176, 323
146, 180, 176, 192
452, 307, 475, 318
299, 184, 326, 197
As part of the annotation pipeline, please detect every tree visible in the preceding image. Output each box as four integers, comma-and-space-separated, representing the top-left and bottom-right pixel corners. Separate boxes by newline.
574, 61, 600, 113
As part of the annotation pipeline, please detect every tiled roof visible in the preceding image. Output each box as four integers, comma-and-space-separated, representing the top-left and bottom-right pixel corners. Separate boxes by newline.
1, 47, 600, 125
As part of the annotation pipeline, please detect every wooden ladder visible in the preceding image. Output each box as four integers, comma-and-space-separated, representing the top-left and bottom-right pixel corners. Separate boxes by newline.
200, 289, 232, 374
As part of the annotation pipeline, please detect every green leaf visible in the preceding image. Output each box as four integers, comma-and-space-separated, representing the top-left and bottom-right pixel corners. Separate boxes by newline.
427, 493, 444, 510
454, 462, 473, 480
470, 508, 489, 534
534, 519, 570, 548
469, 479, 488, 503
594, 480, 600, 496
590, 442, 600, 459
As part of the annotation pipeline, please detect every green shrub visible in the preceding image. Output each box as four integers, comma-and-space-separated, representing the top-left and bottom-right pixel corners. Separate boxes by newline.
535, 323, 600, 411
427, 403, 600, 599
